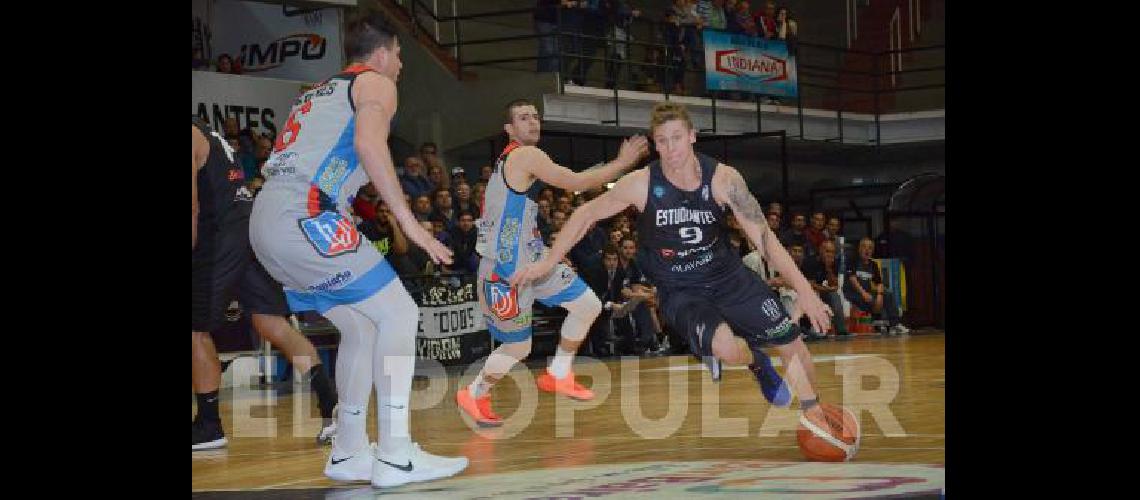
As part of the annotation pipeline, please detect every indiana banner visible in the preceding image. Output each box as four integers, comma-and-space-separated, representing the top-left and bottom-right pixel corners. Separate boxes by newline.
702, 29, 798, 97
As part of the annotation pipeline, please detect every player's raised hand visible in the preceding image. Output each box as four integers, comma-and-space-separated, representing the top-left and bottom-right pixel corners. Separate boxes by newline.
617, 135, 649, 167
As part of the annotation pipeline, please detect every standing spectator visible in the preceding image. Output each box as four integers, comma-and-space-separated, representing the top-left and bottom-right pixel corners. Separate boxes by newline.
603, 0, 641, 89
805, 211, 827, 252
568, 0, 606, 86
774, 5, 798, 45
535, 0, 562, 73
412, 194, 434, 222
824, 216, 842, 242
453, 181, 477, 215
448, 210, 480, 273
432, 187, 458, 231
698, 0, 728, 31
725, 0, 744, 33
671, 0, 702, 69
560, 0, 585, 85
731, 0, 758, 36
753, 0, 777, 38
662, 10, 688, 94
844, 238, 911, 335
802, 240, 848, 337
399, 156, 434, 200
479, 165, 493, 184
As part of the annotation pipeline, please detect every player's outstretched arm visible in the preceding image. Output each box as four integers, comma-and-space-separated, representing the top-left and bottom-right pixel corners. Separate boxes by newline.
511, 135, 647, 192
714, 165, 832, 333
510, 169, 647, 287
353, 72, 452, 265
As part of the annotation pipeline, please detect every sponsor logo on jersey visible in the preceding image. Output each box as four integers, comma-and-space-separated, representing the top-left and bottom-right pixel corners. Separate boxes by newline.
484, 272, 520, 321
228, 168, 244, 182
234, 186, 254, 202
655, 207, 716, 226
307, 270, 354, 293
653, 185, 665, 198
701, 185, 709, 201
299, 211, 361, 258
317, 157, 350, 195
761, 298, 782, 320
660, 248, 676, 259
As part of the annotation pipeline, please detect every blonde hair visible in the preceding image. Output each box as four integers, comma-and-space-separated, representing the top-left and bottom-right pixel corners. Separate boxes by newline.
649, 101, 694, 135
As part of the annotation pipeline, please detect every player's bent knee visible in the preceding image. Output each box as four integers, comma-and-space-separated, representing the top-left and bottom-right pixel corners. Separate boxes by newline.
565, 290, 603, 319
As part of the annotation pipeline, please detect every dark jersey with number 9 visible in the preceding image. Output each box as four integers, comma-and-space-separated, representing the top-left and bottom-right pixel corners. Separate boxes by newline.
635, 152, 741, 288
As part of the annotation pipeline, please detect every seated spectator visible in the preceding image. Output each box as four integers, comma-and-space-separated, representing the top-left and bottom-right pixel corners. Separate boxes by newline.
539, 186, 556, 206
407, 220, 439, 274
472, 181, 488, 214
419, 141, 443, 170
453, 181, 477, 216
608, 226, 625, 248
412, 194, 434, 222
448, 210, 479, 274
843, 238, 911, 335
358, 201, 418, 275
802, 240, 848, 337
767, 201, 784, 219
582, 245, 636, 357
767, 211, 782, 235
618, 236, 662, 355
569, 220, 608, 271
555, 193, 573, 218
479, 164, 493, 184
254, 133, 273, 175
779, 212, 811, 256
432, 187, 458, 231
216, 53, 242, 74
430, 216, 450, 248
805, 211, 827, 253
536, 197, 554, 236
427, 164, 449, 193
352, 183, 380, 223
551, 208, 569, 235
399, 156, 434, 200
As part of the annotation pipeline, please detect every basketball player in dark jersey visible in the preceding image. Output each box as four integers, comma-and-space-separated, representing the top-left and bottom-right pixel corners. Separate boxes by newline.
511, 102, 835, 419
192, 118, 338, 450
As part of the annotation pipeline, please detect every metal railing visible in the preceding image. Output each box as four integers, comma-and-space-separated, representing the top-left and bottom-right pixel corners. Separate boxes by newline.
387, 2, 943, 146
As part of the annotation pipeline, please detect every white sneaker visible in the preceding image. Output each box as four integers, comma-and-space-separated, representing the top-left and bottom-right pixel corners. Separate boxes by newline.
891, 324, 911, 335
371, 442, 469, 488
317, 419, 337, 445
324, 442, 376, 482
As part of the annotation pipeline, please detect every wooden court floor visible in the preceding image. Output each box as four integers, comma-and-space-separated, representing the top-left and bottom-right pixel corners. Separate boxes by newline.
193, 333, 945, 499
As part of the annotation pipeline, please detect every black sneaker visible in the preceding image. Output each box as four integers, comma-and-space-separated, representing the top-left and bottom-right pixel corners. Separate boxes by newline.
192, 418, 227, 451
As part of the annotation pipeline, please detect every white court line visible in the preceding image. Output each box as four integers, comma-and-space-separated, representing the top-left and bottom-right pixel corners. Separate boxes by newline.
643, 354, 876, 372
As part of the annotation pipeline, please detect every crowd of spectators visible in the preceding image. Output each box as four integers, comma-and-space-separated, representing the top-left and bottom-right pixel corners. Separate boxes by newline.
532, 0, 798, 96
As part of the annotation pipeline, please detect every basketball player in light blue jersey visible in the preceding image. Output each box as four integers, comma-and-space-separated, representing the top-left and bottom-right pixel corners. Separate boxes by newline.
456, 98, 648, 426
249, 15, 467, 488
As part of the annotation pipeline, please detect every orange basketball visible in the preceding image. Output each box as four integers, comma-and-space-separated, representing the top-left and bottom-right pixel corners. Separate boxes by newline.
797, 403, 861, 462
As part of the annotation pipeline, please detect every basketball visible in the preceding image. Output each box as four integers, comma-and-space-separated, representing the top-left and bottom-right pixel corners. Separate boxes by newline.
797, 403, 861, 462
